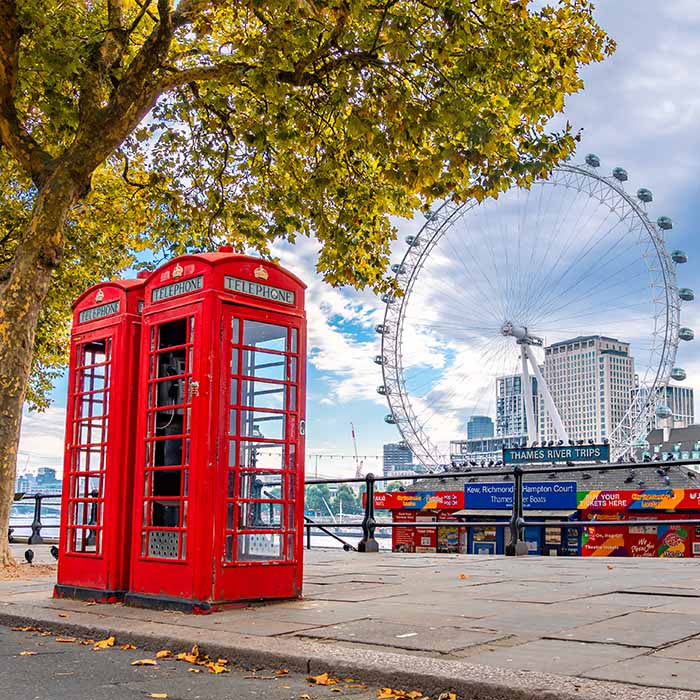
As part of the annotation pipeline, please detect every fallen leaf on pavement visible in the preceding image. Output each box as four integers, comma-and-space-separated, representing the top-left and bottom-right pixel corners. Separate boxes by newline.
131, 659, 157, 666
377, 689, 425, 700
607, 565, 614, 570
276, 669, 290, 675
93, 636, 115, 650
437, 693, 458, 700
206, 663, 229, 674
156, 650, 172, 659
346, 685, 368, 689
55, 637, 76, 643
300, 695, 311, 699
188, 667, 203, 673
19, 651, 37, 656
58, 613, 68, 618
148, 694, 168, 699
307, 672, 339, 685
458, 574, 469, 580
120, 643, 137, 650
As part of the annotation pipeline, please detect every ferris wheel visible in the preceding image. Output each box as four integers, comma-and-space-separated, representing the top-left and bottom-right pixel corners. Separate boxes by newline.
377, 156, 694, 470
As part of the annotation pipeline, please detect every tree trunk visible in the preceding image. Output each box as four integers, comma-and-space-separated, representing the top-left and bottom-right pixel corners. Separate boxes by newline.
0, 173, 78, 567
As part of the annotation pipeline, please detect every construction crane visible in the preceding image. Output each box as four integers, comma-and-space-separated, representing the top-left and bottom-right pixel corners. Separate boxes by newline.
350, 422, 364, 479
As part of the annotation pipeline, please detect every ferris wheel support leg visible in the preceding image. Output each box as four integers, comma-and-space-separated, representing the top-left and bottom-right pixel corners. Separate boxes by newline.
520, 345, 537, 445
524, 344, 570, 444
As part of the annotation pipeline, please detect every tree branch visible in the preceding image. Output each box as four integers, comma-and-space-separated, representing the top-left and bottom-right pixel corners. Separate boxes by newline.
0, 0, 52, 183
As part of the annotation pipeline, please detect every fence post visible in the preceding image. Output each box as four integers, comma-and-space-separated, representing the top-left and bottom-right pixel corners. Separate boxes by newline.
358, 473, 379, 553
306, 523, 311, 550
28, 494, 44, 545
512, 466, 528, 556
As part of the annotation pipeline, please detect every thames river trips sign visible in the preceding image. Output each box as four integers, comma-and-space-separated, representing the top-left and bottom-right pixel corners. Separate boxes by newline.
502, 444, 610, 464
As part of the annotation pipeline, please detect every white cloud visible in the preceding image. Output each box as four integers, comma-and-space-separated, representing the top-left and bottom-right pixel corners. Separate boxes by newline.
17, 407, 66, 474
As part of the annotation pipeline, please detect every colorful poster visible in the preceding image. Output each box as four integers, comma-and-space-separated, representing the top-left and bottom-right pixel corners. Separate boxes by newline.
391, 510, 416, 553
578, 489, 700, 511
373, 491, 464, 510
415, 514, 437, 553
657, 525, 689, 558
437, 511, 459, 553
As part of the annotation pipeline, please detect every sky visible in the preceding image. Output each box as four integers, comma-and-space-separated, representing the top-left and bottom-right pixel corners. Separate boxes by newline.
16, 1, 700, 481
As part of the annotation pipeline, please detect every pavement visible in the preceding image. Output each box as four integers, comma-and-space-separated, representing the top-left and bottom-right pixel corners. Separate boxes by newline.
2, 545, 700, 700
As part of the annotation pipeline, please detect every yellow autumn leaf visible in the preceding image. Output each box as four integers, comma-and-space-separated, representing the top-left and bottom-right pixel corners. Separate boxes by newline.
276, 669, 289, 675
377, 689, 425, 700
300, 695, 311, 699
307, 672, 338, 685
207, 663, 229, 674
20, 651, 37, 656
188, 667, 203, 673
93, 636, 115, 650
131, 659, 157, 666
156, 650, 172, 659
120, 643, 137, 650
55, 637, 76, 643
437, 693, 457, 700
458, 574, 469, 580
148, 695, 168, 699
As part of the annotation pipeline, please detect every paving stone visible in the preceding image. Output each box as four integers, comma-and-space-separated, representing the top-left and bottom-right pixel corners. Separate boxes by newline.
582, 655, 700, 691
642, 598, 700, 615
463, 638, 646, 675
583, 592, 675, 608
296, 618, 506, 652
552, 611, 700, 647
653, 637, 700, 661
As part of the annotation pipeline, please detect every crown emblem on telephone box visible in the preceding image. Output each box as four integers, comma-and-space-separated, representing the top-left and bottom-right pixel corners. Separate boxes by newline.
95, 290, 104, 302
254, 265, 269, 280
172, 263, 184, 279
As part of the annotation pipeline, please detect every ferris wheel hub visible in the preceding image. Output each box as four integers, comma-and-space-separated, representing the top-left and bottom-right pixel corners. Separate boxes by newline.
501, 321, 543, 346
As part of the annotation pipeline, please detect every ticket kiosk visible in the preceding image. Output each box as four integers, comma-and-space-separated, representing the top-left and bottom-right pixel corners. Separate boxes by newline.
125, 249, 306, 611
55, 277, 145, 600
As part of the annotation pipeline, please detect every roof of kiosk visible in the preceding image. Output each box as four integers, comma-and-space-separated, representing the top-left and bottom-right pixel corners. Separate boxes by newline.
144, 250, 307, 289
72, 277, 145, 309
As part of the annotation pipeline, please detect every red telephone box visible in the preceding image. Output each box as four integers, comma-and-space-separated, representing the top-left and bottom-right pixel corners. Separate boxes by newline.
55, 278, 144, 600
126, 249, 306, 611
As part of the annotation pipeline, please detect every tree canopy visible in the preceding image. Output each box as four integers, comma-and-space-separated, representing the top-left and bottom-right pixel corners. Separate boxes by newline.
0, 0, 613, 408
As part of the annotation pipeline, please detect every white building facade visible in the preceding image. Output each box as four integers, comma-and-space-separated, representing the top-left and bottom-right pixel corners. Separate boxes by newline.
495, 374, 538, 440
539, 335, 635, 444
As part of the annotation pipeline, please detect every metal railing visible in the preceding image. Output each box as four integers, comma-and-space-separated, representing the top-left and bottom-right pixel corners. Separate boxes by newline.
10, 458, 700, 554
9, 492, 62, 545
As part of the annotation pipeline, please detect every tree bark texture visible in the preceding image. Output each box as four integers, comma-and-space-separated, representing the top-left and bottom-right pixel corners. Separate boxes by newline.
0, 174, 78, 566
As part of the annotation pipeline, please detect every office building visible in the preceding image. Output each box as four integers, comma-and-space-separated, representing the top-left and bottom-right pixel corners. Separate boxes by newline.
540, 335, 635, 443
496, 374, 538, 439
662, 385, 695, 428
383, 442, 414, 478
467, 415, 494, 440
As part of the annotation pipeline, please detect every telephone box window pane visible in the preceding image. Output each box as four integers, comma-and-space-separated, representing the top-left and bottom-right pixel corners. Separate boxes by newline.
287, 534, 295, 561
236, 533, 283, 561
288, 357, 297, 382
230, 349, 239, 374
291, 328, 298, 353
82, 340, 106, 365
229, 409, 238, 436
229, 378, 238, 405
227, 502, 234, 530
231, 318, 239, 344
241, 380, 286, 410
158, 318, 187, 349
225, 534, 234, 562
152, 470, 182, 499
151, 499, 181, 528
240, 442, 285, 470
241, 411, 284, 440
243, 320, 287, 352
154, 439, 183, 466
239, 471, 284, 499
156, 349, 186, 380
239, 501, 283, 529
242, 349, 285, 381
289, 386, 296, 411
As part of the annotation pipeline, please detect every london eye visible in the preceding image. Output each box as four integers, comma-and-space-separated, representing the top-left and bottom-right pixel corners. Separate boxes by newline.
376, 157, 693, 470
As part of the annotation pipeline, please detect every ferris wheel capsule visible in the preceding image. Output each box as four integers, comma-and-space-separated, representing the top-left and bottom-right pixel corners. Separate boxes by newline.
391, 263, 406, 274
637, 188, 653, 203
612, 167, 628, 181
657, 216, 673, 230
671, 368, 687, 381
656, 405, 673, 419
377, 385, 391, 395
679, 288, 695, 301
374, 355, 387, 365
671, 250, 688, 264
384, 414, 397, 424
381, 293, 395, 304
405, 235, 421, 247
375, 324, 390, 335
585, 153, 601, 167
679, 327, 695, 341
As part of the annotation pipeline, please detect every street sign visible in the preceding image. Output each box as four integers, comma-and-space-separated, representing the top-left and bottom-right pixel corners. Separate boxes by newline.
464, 481, 578, 510
503, 444, 609, 464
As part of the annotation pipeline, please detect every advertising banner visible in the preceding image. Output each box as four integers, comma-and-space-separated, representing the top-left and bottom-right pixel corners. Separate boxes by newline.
464, 482, 577, 510
578, 489, 700, 511
391, 510, 416, 553
373, 491, 463, 510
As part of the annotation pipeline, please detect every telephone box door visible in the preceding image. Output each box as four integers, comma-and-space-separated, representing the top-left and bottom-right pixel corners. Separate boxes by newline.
213, 307, 306, 601
129, 306, 206, 601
